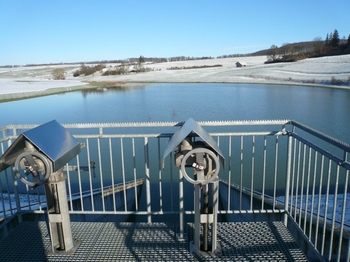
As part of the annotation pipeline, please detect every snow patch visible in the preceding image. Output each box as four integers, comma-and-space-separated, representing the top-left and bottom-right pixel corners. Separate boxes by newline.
277, 193, 350, 225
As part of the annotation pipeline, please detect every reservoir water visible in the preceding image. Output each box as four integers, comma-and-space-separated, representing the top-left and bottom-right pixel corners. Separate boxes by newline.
1, 83, 350, 144
1, 83, 350, 218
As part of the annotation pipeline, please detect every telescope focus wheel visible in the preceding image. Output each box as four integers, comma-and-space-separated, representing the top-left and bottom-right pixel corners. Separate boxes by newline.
14, 151, 51, 188
180, 148, 220, 185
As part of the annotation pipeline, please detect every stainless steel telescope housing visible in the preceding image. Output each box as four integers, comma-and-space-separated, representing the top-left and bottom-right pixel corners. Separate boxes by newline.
162, 118, 225, 168
0, 120, 82, 173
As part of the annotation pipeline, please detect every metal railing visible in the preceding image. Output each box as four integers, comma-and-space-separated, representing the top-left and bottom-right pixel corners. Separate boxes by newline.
0, 120, 349, 261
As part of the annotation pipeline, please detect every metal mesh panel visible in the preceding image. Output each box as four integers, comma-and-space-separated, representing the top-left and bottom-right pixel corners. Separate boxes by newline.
0, 221, 308, 261
187, 221, 309, 261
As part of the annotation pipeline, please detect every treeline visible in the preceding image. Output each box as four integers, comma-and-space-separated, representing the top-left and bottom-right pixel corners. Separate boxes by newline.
128, 57, 167, 63
73, 64, 106, 77
0, 65, 22, 68
71, 58, 154, 77
168, 56, 214, 61
217, 53, 253, 59
22, 60, 126, 67
7, 56, 215, 68
265, 29, 350, 64
168, 64, 222, 70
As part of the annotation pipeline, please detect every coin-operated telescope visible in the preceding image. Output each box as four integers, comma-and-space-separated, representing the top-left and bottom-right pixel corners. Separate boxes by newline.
162, 118, 225, 257
0, 120, 83, 254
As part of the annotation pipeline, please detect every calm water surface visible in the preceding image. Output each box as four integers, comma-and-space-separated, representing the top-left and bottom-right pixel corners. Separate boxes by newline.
1, 83, 349, 143
1, 83, 350, 211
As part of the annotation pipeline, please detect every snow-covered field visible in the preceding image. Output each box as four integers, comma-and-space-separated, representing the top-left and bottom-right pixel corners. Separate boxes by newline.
0, 55, 349, 101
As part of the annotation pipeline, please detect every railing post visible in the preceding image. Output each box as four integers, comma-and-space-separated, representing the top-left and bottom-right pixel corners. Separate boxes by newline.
284, 134, 293, 226
144, 137, 152, 223
179, 169, 184, 239
9, 168, 22, 219
10, 133, 22, 220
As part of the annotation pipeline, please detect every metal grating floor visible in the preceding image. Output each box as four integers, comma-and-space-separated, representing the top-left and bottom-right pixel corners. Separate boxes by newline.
0, 221, 308, 261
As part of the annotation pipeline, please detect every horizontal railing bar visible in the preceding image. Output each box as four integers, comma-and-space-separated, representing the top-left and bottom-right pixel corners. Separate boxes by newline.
68, 211, 181, 215
1, 131, 283, 142
18, 209, 285, 216
0, 137, 11, 144
218, 209, 285, 214
69, 178, 145, 198
0, 119, 291, 131
0, 124, 38, 132
73, 131, 284, 140
290, 120, 350, 152
10, 210, 171, 216
0, 131, 284, 142
291, 133, 349, 168
64, 119, 290, 128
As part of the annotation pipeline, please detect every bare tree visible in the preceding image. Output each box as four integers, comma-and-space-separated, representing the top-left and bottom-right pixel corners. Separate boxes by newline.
280, 43, 291, 57
267, 45, 279, 61
52, 68, 65, 80
312, 37, 323, 55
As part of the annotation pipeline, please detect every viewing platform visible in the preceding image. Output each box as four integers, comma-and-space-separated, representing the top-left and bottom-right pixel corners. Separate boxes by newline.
1, 221, 309, 261
0, 120, 349, 261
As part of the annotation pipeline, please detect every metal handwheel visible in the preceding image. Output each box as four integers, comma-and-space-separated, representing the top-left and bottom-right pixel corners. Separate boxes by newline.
180, 147, 220, 185
14, 151, 51, 188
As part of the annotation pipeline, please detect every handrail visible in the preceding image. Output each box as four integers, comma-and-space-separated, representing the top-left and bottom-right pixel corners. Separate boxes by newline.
1, 120, 349, 261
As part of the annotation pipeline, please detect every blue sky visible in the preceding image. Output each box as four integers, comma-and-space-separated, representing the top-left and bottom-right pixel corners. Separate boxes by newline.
1, 0, 349, 65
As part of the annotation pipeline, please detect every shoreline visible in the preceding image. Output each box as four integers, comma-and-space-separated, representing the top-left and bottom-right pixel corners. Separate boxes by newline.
0, 79, 349, 103
1, 55, 349, 102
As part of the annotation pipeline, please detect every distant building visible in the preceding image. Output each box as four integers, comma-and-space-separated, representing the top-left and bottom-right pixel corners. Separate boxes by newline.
236, 61, 247, 67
